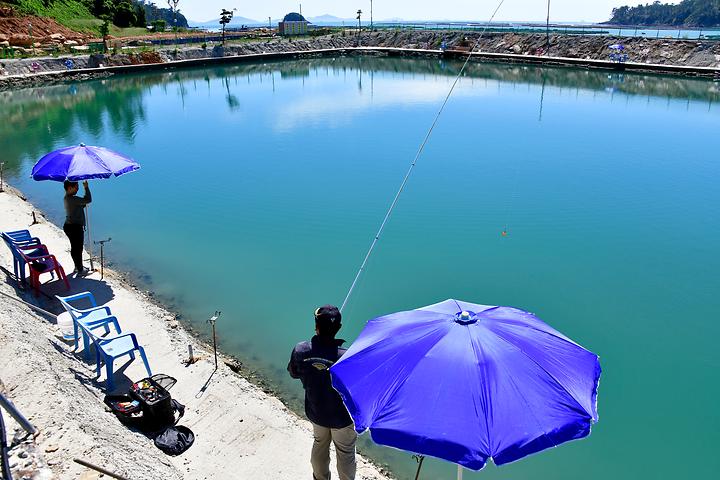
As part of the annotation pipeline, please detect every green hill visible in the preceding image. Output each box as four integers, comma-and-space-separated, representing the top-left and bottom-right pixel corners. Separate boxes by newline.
608, 0, 720, 27
3, 0, 188, 34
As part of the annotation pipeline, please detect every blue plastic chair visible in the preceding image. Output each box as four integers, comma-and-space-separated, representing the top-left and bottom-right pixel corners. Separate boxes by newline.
1, 230, 43, 285
80, 324, 152, 392
56, 292, 122, 360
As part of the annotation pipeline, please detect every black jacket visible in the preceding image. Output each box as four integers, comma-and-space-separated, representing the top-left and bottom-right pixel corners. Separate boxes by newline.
288, 336, 353, 429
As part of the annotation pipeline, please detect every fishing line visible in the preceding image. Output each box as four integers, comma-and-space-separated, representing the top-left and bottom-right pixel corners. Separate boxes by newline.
340, 0, 508, 313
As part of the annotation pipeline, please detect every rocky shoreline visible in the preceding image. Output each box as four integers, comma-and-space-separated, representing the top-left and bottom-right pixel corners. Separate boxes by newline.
1, 31, 718, 90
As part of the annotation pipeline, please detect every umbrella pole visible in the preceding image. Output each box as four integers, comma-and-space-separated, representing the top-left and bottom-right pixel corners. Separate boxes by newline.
85, 205, 95, 271
457, 465, 463, 480
413, 456, 425, 480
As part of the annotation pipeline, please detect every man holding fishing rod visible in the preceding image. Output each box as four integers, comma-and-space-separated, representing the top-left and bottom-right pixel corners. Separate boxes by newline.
288, 305, 356, 480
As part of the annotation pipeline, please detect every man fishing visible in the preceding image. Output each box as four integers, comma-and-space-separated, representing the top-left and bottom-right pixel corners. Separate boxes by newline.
63, 180, 91, 276
288, 305, 356, 480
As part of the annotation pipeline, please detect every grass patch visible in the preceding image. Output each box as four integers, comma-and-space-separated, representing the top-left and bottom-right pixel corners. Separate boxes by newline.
110, 26, 151, 37
12, 0, 100, 33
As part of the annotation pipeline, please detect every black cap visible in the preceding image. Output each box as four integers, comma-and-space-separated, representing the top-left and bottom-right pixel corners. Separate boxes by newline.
314, 305, 342, 336
315, 305, 341, 324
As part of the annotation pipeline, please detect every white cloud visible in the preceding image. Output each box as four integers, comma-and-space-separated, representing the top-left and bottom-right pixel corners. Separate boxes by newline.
273, 72, 495, 131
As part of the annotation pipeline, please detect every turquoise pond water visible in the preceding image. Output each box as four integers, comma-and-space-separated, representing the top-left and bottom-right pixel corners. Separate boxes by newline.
2, 57, 719, 479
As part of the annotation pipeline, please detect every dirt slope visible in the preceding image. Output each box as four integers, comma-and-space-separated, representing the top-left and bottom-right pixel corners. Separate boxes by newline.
0, 7, 87, 46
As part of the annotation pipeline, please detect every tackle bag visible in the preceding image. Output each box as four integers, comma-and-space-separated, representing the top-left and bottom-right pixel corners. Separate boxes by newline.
105, 374, 181, 433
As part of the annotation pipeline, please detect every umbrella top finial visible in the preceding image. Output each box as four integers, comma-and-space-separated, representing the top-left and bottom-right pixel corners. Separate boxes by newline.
79, 142, 86, 147
455, 310, 478, 325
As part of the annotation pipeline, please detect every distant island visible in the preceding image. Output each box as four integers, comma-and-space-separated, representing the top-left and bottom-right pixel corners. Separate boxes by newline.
608, 0, 720, 27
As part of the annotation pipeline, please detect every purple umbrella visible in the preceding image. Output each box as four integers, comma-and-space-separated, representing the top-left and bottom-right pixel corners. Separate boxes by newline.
31, 144, 140, 182
331, 299, 601, 478
31, 144, 140, 270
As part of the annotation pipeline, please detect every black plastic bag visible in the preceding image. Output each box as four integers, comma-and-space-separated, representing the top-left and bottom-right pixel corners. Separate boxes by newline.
154, 425, 195, 456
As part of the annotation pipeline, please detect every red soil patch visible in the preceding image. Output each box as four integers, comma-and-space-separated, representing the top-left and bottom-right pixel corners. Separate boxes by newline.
0, 15, 88, 46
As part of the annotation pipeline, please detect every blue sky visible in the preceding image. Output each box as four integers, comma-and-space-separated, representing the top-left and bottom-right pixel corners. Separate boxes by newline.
174, 0, 682, 23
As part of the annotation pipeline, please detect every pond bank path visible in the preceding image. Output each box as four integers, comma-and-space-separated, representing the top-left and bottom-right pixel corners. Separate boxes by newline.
0, 186, 391, 479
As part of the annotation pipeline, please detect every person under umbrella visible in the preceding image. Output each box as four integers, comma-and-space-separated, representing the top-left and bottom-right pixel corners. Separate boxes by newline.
31, 143, 140, 274
63, 180, 92, 275
288, 305, 357, 480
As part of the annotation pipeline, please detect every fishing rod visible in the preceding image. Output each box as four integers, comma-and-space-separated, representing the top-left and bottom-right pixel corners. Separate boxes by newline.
340, 0, 508, 313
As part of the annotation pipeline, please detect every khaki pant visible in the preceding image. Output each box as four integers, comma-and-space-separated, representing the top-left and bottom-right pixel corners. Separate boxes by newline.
311, 422, 357, 480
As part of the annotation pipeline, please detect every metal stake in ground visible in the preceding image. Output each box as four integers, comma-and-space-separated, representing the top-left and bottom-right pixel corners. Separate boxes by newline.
85, 205, 95, 272
94, 237, 111, 279
208, 311, 222, 370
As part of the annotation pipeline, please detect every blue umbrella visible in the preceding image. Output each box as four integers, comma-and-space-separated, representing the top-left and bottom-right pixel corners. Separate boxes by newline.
331, 299, 600, 477
31, 144, 140, 182
31, 144, 140, 270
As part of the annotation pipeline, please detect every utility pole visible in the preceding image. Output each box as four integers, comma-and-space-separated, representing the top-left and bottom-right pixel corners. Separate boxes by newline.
370, 0, 373, 31
167, 0, 180, 53
545, 0, 551, 55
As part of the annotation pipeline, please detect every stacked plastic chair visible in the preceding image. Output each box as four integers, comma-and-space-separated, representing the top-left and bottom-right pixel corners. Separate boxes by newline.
1, 230, 69, 295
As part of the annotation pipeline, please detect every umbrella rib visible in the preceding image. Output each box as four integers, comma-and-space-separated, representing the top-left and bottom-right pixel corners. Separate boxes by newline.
85, 146, 112, 174
468, 328, 493, 457
484, 308, 583, 348
492, 356, 558, 456
486, 328, 595, 419
367, 326, 453, 423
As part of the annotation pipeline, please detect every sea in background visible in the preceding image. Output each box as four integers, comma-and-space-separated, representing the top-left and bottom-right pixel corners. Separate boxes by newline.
2, 57, 719, 479
192, 16, 720, 40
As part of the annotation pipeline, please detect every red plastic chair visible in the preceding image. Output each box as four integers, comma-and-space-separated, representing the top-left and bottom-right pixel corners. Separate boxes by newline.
16, 244, 69, 296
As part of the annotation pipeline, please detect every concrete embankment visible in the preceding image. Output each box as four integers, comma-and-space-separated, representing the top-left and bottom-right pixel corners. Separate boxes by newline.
1, 31, 718, 89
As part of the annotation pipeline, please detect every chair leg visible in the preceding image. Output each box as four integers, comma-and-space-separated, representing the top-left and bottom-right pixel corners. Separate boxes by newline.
138, 347, 152, 377
105, 357, 115, 392
111, 317, 121, 334
82, 332, 92, 361
73, 322, 80, 351
31, 272, 39, 297
57, 266, 69, 290
96, 352, 102, 378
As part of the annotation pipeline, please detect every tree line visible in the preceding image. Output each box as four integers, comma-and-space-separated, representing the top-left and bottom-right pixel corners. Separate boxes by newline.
87, 1, 188, 29
609, 0, 720, 27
